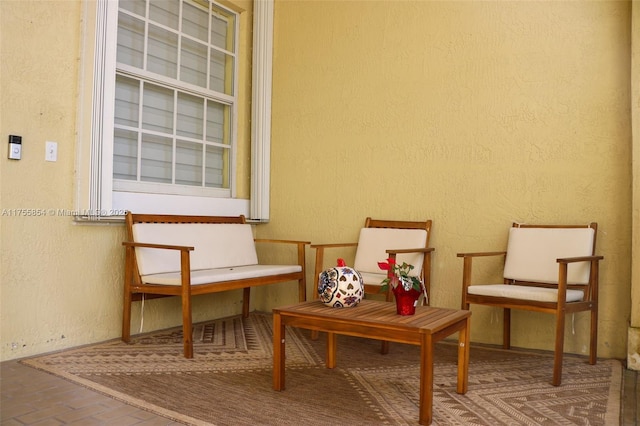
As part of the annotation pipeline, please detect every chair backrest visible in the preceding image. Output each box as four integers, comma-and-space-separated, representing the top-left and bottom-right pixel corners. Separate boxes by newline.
503, 224, 597, 285
353, 218, 431, 275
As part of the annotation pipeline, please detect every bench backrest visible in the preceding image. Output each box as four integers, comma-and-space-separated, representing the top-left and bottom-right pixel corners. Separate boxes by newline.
131, 222, 258, 276
503, 225, 596, 285
353, 227, 428, 276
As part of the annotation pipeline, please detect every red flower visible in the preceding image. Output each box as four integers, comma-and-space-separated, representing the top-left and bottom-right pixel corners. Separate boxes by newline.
377, 257, 396, 271
377, 261, 390, 270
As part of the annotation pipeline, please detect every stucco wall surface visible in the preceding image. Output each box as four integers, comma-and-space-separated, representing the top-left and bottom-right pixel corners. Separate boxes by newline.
0, 0, 253, 361
0, 0, 634, 363
259, 0, 633, 359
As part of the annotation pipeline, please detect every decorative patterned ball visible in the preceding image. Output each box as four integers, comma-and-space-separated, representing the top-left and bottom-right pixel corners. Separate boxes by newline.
318, 265, 364, 308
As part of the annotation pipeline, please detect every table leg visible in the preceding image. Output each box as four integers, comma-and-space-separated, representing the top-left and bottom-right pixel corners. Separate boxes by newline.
272, 312, 285, 391
457, 316, 471, 394
326, 332, 337, 368
419, 333, 434, 425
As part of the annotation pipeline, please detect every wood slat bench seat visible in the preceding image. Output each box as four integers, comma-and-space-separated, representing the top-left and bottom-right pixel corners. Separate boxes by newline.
122, 212, 309, 358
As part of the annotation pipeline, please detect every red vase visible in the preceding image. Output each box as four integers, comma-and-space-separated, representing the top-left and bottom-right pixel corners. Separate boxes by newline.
392, 286, 421, 315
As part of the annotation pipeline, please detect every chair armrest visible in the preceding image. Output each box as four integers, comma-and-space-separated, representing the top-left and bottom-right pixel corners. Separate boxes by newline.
122, 241, 194, 251
254, 238, 310, 245
310, 242, 358, 249
386, 247, 435, 255
457, 250, 506, 258
556, 255, 604, 264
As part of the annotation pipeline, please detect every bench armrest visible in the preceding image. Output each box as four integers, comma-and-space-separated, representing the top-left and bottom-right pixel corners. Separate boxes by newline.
122, 241, 194, 251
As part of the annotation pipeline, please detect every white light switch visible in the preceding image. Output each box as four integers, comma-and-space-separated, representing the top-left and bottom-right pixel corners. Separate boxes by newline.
45, 141, 57, 162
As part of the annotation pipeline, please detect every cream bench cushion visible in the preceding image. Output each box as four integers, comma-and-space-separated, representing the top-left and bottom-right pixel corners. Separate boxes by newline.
132, 223, 303, 285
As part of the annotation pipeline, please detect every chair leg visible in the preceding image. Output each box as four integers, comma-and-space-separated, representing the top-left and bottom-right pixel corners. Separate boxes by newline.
503, 308, 511, 349
589, 306, 598, 365
552, 313, 566, 386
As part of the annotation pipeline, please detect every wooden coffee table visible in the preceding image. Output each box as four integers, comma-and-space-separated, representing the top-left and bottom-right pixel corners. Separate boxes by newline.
272, 299, 471, 425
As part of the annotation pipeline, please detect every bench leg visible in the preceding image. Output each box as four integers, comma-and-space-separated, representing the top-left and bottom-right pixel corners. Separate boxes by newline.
181, 294, 194, 359
503, 308, 511, 349
298, 278, 306, 302
122, 291, 132, 343
122, 246, 134, 343
242, 287, 250, 318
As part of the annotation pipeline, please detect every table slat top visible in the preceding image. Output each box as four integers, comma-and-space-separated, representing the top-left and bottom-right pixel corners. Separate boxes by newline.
273, 300, 470, 334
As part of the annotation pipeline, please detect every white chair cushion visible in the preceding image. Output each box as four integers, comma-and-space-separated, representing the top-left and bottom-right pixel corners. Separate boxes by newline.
141, 264, 302, 286
132, 223, 258, 275
467, 284, 584, 302
503, 227, 595, 285
353, 228, 428, 275
358, 271, 388, 287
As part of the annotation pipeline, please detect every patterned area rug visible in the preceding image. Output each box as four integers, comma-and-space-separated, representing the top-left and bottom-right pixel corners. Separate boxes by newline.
21, 313, 622, 425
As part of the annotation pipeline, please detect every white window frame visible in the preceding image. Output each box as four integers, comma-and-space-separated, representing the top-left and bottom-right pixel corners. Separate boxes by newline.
75, 0, 273, 221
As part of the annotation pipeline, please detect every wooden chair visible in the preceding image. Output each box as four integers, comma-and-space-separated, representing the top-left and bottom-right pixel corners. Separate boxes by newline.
311, 218, 434, 352
458, 223, 603, 386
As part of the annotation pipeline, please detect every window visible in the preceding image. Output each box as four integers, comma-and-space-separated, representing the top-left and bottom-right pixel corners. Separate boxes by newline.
75, 0, 273, 220
114, 0, 236, 197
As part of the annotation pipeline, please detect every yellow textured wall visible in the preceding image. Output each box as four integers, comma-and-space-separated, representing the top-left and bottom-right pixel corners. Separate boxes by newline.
630, 2, 640, 370
0, 0, 253, 361
0, 0, 633, 363
258, 0, 632, 359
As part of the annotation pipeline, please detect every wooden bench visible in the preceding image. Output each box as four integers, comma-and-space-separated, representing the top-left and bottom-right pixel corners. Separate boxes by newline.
122, 212, 309, 358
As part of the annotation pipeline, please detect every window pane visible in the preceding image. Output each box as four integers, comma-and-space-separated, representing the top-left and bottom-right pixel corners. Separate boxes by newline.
115, 75, 140, 127
206, 100, 225, 144
180, 38, 207, 87
211, 7, 234, 51
176, 140, 202, 186
147, 24, 178, 78
119, 0, 146, 17
150, 0, 179, 30
117, 12, 144, 68
177, 92, 203, 139
113, 128, 138, 180
210, 49, 233, 94
142, 83, 174, 133
141, 133, 172, 183
183, 2, 208, 42
205, 145, 226, 188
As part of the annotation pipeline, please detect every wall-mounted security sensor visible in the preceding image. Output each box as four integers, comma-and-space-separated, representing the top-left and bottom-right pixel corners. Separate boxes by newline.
8, 135, 22, 160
